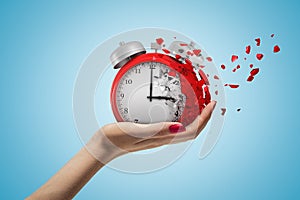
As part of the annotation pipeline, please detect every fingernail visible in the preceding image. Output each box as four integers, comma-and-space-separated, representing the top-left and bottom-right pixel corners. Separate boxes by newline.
213, 101, 217, 109
169, 124, 186, 134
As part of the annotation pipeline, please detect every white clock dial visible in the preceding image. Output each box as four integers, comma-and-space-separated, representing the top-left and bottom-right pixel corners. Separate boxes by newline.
115, 62, 186, 124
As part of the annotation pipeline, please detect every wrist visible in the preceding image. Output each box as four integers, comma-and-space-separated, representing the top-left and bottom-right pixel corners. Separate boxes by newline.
85, 127, 127, 164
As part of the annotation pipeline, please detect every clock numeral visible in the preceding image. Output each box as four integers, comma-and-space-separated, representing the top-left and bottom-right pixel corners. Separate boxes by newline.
125, 79, 132, 84
149, 63, 156, 69
120, 93, 124, 98
135, 68, 141, 74
124, 108, 128, 114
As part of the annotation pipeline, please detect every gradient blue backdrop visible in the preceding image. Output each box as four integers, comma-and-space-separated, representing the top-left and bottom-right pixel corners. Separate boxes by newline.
1, 0, 299, 199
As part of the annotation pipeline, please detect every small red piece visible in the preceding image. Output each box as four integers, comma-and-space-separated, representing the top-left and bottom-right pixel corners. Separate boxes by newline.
229, 84, 239, 88
256, 53, 264, 60
175, 54, 181, 60
193, 49, 201, 56
250, 64, 253, 68
206, 57, 213, 62
273, 45, 281, 53
213, 75, 219, 80
247, 75, 254, 82
231, 55, 238, 62
199, 65, 205, 69
237, 65, 240, 69
224, 84, 239, 88
250, 68, 259, 76
221, 64, 226, 70
271, 34, 274, 38
156, 38, 164, 45
255, 38, 261, 46
245, 45, 251, 54
187, 51, 193, 56
215, 90, 219, 95
162, 48, 170, 54
232, 68, 237, 72
180, 43, 188, 46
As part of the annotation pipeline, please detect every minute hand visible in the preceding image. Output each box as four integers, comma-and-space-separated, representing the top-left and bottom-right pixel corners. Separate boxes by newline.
147, 96, 176, 102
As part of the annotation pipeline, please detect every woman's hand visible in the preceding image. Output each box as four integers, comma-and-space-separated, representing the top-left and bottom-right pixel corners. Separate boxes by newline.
86, 101, 216, 164
27, 101, 216, 200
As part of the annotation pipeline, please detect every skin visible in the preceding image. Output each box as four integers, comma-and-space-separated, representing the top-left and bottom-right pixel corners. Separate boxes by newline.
27, 101, 216, 200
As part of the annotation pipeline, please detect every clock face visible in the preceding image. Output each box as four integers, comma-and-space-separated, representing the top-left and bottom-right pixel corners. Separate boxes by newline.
114, 61, 186, 124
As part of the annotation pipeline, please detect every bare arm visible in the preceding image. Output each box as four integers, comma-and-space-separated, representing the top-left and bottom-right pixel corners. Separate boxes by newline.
27, 147, 104, 200
27, 101, 216, 200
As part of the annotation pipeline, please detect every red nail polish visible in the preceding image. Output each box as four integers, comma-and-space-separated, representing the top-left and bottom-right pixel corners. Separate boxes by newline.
169, 124, 186, 133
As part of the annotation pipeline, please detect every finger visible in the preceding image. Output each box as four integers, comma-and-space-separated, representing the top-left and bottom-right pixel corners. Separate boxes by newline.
159, 100, 216, 141
133, 123, 186, 146
114, 121, 184, 140
134, 101, 217, 148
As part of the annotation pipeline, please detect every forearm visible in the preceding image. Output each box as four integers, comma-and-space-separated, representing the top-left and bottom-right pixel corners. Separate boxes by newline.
27, 147, 104, 200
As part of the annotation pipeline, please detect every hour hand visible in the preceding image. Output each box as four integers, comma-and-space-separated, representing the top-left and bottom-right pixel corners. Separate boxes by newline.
146, 96, 176, 102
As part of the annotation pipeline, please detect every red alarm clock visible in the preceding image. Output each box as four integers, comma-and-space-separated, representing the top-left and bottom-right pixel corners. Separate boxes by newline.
110, 41, 211, 126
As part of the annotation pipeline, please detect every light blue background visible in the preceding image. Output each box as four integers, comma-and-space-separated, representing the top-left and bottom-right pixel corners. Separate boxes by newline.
1, 0, 299, 199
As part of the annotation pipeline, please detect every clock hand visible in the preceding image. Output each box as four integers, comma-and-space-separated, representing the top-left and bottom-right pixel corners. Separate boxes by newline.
147, 96, 176, 102
149, 65, 153, 102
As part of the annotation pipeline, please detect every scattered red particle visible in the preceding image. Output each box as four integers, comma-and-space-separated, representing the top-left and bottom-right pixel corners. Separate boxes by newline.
237, 108, 241, 112
273, 45, 280, 53
215, 90, 219, 95
206, 57, 213, 62
221, 64, 226, 70
271, 34, 274, 38
232, 68, 237, 72
247, 75, 254, 82
224, 84, 228, 86
256, 53, 264, 60
156, 38, 164, 45
193, 49, 201, 56
162, 48, 170, 54
250, 64, 253, 68
244, 57, 247, 60
229, 84, 239, 88
180, 43, 188, 46
206, 74, 209, 77
245, 45, 251, 54
173, 36, 177, 39
175, 54, 181, 60
187, 51, 194, 56
237, 65, 240, 69
185, 58, 192, 65
221, 108, 226, 116
231, 55, 238, 62
213, 75, 219, 80
255, 38, 261, 46
199, 65, 205, 69
224, 84, 239, 88
250, 68, 259, 76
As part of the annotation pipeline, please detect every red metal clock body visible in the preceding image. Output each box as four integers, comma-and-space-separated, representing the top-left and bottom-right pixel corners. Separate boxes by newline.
110, 49, 211, 126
